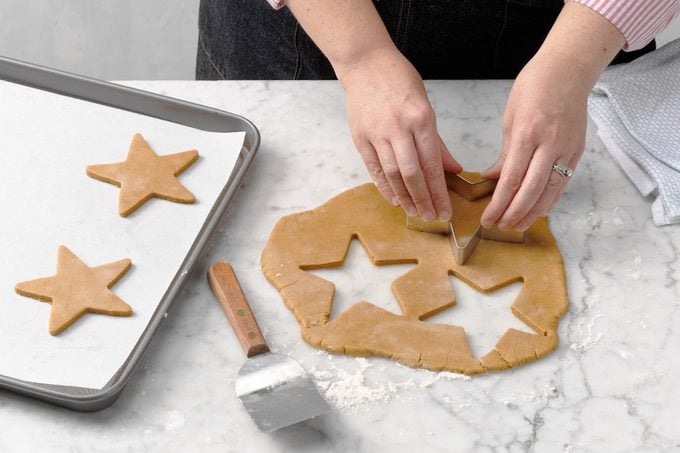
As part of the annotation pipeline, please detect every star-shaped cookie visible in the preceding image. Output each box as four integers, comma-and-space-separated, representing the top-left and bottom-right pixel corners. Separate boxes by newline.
15, 246, 133, 335
86, 133, 199, 217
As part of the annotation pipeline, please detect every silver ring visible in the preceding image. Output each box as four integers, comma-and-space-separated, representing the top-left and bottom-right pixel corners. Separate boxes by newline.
552, 163, 573, 179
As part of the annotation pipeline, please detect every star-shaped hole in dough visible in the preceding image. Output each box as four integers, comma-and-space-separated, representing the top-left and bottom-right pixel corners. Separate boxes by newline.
305, 239, 416, 321
424, 277, 534, 358
305, 238, 534, 359
15, 246, 133, 336
86, 133, 199, 217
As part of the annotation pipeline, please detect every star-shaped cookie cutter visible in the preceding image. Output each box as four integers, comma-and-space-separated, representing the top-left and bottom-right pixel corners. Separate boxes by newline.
406, 172, 525, 265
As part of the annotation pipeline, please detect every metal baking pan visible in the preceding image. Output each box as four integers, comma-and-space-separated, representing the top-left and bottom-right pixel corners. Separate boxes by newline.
0, 55, 260, 411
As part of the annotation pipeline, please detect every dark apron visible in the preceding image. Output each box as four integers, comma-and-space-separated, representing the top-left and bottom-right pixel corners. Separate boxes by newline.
196, 0, 656, 80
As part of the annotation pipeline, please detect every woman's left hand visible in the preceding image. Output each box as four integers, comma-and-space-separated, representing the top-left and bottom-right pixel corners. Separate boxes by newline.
480, 1, 627, 232
479, 55, 588, 231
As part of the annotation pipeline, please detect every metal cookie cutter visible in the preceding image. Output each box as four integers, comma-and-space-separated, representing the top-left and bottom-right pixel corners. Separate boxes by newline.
406, 171, 526, 265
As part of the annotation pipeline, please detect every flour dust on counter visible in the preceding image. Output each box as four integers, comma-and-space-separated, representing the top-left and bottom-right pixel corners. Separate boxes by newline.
306, 353, 471, 414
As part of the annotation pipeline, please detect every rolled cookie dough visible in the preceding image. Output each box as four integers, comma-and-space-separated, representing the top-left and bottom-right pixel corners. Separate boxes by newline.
261, 183, 568, 374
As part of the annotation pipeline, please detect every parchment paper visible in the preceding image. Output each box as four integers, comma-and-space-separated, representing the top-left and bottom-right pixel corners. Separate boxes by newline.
0, 80, 245, 389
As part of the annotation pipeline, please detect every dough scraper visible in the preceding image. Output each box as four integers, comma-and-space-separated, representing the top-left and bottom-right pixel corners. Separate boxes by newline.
207, 262, 329, 431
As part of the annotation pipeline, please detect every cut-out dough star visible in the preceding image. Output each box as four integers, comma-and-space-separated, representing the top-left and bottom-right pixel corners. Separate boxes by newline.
15, 246, 133, 336
86, 133, 199, 217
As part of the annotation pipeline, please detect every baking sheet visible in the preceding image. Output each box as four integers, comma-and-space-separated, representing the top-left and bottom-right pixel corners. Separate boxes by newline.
0, 80, 245, 389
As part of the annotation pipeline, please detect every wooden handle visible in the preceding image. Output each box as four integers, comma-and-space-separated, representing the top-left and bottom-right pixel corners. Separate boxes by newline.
207, 262, 269, 358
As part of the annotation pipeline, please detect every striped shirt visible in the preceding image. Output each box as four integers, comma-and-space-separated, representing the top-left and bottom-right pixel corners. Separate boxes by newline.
567, 0, 680, 50
266, 0, 680, 52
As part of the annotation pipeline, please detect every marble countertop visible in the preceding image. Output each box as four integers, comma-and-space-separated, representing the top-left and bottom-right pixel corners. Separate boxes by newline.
1, 80, 678, 452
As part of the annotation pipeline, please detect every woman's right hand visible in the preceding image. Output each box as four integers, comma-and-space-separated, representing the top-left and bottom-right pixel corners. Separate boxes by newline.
336, 47, 462, 222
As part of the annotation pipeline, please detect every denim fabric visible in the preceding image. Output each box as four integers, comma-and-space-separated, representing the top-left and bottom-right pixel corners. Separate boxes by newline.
196, 0, 655, 80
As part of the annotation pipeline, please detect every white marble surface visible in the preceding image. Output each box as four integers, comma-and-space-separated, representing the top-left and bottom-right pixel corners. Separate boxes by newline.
1, 80, 679, 452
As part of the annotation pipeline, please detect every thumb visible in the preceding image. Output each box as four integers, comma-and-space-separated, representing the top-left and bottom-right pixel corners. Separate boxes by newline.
481, 154, 505, 180
439, 137, 462, 173
481, 136, 511, 179
482, 123, 512, 180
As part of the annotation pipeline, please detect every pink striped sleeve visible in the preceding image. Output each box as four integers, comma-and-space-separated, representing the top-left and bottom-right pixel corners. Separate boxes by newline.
566, 0, 680, 51
266, 0, 285, 9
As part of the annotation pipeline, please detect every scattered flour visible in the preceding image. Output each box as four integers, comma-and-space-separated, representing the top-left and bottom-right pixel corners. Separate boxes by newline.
570, 311, 603, 353
611, 203, 638, 226
163, 410, 186, 431
629, 250, 642, 279
628, 256, 642, 280
308, 356, 470, 413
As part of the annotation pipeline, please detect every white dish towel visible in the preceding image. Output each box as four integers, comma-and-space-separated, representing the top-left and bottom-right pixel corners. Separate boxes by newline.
588, 38, 680, 226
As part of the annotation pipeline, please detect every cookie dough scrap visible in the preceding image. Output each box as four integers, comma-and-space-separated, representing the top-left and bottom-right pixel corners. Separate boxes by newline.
86, 133, 199, 217
15, 245, 133, 336
261, 183, 568, 375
